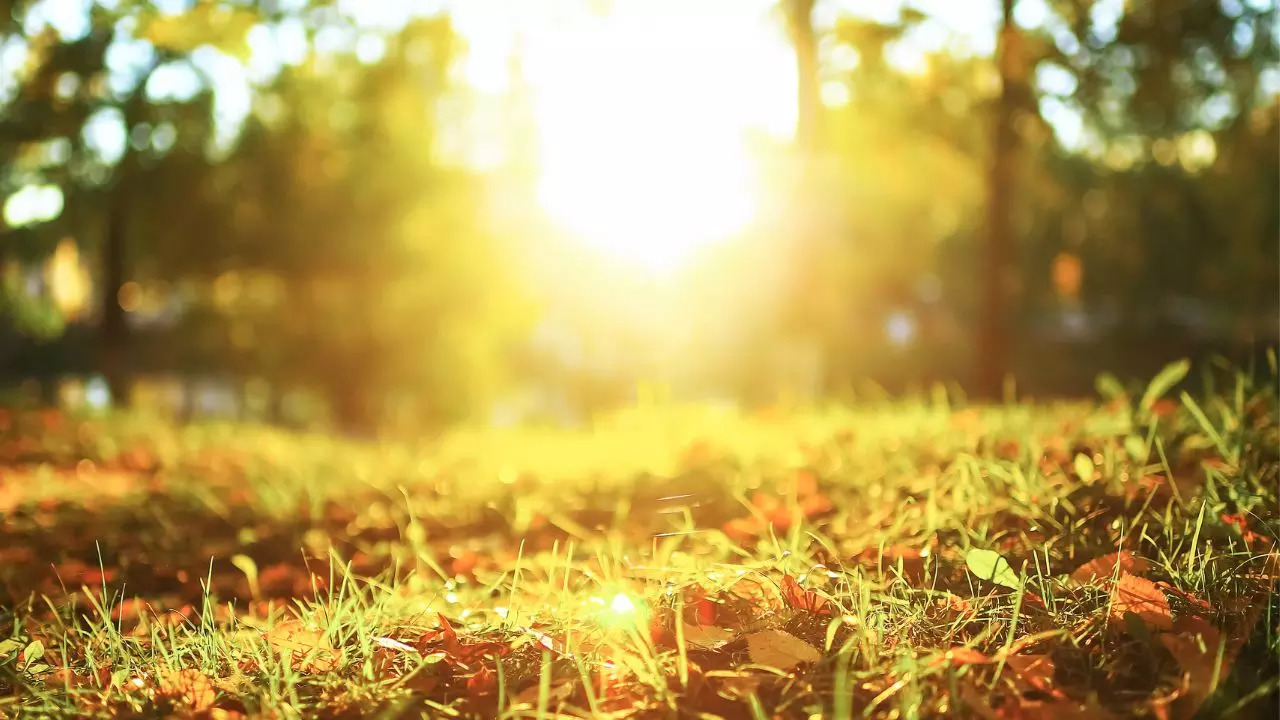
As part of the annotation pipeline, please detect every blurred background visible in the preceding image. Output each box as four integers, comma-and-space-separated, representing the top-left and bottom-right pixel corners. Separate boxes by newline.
0, 0, 1276, 433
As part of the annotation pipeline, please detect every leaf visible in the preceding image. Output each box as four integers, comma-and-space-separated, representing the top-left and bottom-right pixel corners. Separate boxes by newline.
1159, 625, 1225, 709
231, 554, 259, 599
466, 663, 497, 698
966, 549, 1021, 589
418, 614, 461, 655
780, 575, 833, 616
934, 646, 992, 667
1004, 653, 1057, 694
744, 629, 820, 671
681, 622, 735, 649
705, 669, 766, 700
372, 636, 418, 653
19, 640, 43, 671
157, 668, 216, 710
514, 678, 575, 707
1139, 359, 1190, 414
1110, 574, 1172, 631
1149, 398, 1179, 418
1072, 453, 1094, 482
0, 638, 23, 661
1095, 373, 1127, 402
1123, 435, 1147, 461
265, 619, 341, 673
1069, 551, 1151, 584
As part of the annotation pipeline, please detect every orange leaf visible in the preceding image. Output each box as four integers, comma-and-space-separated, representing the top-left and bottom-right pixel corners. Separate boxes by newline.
793, 470, 819, 497
466, 663, 497, 698
798, 493, 833, 518
418, 614, 461, 655
450, 549, 481, 578
684, 586, 718, 626
156, 668, 216, 710
937, 646, 992, 667
780, 575, 832, 616
1150, 398, 1179, 418
722, 516, 762, 542
1070, 551, 1150, 584
1004, 653, 1058, 695
451, 641, 510, 670
1110, 574, 1172, 630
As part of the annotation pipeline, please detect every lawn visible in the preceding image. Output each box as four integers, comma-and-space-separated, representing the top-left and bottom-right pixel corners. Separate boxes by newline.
0, 360, 1276, 719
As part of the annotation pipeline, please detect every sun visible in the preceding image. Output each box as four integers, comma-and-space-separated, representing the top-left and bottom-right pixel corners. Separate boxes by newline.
512, 1, 796, 272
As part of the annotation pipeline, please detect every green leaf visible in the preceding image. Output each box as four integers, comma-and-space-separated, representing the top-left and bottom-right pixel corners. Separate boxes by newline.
1095, 372, 1127, 402
1074, 453, 1095, 482
231, 554, 260, 599
1139, 359, 1190, 414
19, 640, 43, 670
0, 638, 23, 661
965, 549, 1021, 589
1124, 435, 1147, 461
1180, 391, 1235, 464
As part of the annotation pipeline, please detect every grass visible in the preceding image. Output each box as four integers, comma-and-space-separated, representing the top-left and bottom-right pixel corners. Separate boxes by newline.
0, 359, 1276, 719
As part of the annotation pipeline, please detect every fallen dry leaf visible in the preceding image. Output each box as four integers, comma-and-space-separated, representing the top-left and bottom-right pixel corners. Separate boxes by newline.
780, 574, 833, 616
704, 669, 765, 700
1003, 653, 1058, 695
1070, 551, 1151, 584
265, 619, 341, 672
372, 636, 418, 653
417, 614, 461, 655
513, 679, 575, 706
156, 668, 216, 710
681, 622, 735, 649
995, 697, 1120, 720
685, 586, 718, 626
935, 646, 992, 668
1159, 631, 1224, 712
1110, 574, 1172, 631
744, 628, 820, 671
1220, 513, 1271, 550
466, 663, 497, 698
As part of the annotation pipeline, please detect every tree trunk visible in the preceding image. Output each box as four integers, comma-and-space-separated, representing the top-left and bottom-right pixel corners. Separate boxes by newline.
977, 0, 1019, 399
786, 0, 820, 157
101, 191, 129, 407
782, 0, 827, 399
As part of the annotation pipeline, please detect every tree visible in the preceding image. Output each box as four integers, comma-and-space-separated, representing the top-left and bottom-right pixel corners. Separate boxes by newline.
0, 0, 253, 402
176, 16, 530, 432
977, 0, 1022, 398
784, 0, 820, 156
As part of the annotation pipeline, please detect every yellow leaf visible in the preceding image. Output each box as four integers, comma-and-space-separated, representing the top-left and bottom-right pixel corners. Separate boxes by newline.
681, 622, 735, 650
744, 629, 819, 671
265, 619, 341, 673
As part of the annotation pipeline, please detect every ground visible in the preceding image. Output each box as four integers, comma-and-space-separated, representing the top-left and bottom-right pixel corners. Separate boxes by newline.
0, 362, 1277, 719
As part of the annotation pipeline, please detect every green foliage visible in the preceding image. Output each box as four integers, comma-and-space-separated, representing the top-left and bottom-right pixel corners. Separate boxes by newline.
0, 0, 1275, 418
1073, 452, 1094, 482
1139, 358, 1191, 414
0, 273, 66, 341
138, 2, 258, 59
1095, 372, 1127, 402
